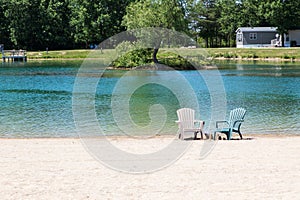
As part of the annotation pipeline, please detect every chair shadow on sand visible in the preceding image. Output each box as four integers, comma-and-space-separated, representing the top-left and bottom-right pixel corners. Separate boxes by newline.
217, 135, 254, 140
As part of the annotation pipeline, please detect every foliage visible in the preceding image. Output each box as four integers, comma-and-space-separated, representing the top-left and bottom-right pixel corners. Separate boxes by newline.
113, 47, 153, 68
112, 41, 154, 68
263, 0, 300, 46
1, 0, 73, 50
186, 0, 221, 47
112, 42, 197, 69
122, 0, 186, 31
121, 0, 187, 63
69, 0, 132, 48
1, 0, 300, 50
0, 0, 133, 50
216, 0, 242, 46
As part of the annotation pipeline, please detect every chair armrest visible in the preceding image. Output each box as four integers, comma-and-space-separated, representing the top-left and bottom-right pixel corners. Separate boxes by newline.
216, 120, 229, 128
232, 119, 244, 127
194, 120, 205, 129
175, 120, 181, 128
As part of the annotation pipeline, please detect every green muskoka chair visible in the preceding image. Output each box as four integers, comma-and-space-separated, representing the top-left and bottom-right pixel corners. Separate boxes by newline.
214, 108, 247, 140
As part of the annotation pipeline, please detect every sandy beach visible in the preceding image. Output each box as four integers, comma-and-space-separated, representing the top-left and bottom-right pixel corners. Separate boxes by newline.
0, 135, 299, 200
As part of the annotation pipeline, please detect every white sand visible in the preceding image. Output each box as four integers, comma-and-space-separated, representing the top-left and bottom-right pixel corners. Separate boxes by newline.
0, 136, 299, 200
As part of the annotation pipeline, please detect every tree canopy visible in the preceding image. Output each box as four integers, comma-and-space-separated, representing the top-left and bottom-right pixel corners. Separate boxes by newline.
122, 0, 187, 63
0, 0, 133, 50
0, 0, 300, 50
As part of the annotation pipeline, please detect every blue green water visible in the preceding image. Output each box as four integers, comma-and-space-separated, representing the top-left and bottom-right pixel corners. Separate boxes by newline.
0, 60, 299, 137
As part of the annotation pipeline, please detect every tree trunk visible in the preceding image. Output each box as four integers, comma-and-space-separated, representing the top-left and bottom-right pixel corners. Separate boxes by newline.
153, 38, 161, 64
153, 48, 159, 63
281, 33, 285, 47
205, 37, 209, 48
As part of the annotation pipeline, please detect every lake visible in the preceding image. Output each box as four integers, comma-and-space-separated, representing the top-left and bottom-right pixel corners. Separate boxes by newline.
0, 60, 299, 137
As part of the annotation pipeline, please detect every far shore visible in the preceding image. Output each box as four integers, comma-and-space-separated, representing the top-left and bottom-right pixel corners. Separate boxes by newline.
17, 56, 300, 63
213, 56, 300, 62
1, 47, 297, 62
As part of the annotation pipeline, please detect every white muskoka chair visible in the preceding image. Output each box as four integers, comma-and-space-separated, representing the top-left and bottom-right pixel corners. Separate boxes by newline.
176, 108, 205, 140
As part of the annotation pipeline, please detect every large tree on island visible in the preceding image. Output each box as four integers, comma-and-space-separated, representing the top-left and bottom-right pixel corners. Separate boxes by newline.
122, 0, 187, 64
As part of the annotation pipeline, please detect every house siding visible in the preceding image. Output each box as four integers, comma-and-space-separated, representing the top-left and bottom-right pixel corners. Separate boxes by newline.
243, 32, 277, 45
285, 30, 300, 47
236, 27, 278, 48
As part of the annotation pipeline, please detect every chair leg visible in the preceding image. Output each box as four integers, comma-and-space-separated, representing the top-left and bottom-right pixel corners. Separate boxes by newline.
213, 131, 217, 140
180, 132, 184, 140
238, 131, 243, 140
226, 132, 229, 140
177, 129, 182, 140
226, 133, 230, 140
194, 132, 197, 140
227, 130, 233, 140
200, 130, 203, 140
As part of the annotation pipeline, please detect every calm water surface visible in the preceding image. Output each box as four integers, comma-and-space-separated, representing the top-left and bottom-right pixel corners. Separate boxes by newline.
0, 60, 299, 137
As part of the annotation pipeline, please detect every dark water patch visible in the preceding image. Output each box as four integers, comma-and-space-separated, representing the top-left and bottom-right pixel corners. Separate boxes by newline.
2, 89, 72, 96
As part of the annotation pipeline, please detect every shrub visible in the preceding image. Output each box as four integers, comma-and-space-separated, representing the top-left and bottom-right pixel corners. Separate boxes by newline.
113, 48, 153, 68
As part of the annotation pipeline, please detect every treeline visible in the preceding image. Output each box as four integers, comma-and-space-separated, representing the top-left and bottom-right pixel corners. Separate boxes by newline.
0, 0, 132, 50
1, 0, 300, 50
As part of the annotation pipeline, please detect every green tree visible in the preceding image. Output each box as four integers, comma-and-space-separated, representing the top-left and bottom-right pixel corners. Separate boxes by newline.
45, 0, 73, 49
122, 0, 187, 63
3, 0, 72, 50
263, 0, 300, 46
217, 0, 242, 47
70, 0, 133, 48
0, 1, 11, 48
239, 0, 266, 27
4, 0, 31, 49
186, 0, 221, 47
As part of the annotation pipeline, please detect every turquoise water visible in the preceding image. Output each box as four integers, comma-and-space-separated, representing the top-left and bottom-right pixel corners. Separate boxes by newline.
0, 60, 299, 137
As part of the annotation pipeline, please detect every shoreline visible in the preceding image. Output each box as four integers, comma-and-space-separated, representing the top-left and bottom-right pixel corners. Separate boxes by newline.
2, 47, 300, 64
0, 133, 299, 140
213, 56, 300, 62
18, 57, 300, 63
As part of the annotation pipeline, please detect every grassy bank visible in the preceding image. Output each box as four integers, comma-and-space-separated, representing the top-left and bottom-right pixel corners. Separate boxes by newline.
27, 49, 91, 59
25, 47, 300, 62
206, 48, 300, 60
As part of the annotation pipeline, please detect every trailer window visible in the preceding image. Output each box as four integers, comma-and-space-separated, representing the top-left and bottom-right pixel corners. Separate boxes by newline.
249, 33, 257, 40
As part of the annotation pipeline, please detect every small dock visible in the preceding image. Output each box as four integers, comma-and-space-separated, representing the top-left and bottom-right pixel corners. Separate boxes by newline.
2, 50, 27, 62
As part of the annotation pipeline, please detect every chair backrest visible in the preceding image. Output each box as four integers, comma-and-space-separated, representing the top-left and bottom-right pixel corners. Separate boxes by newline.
177, 108, 195, 129
228, 108, 246, 129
